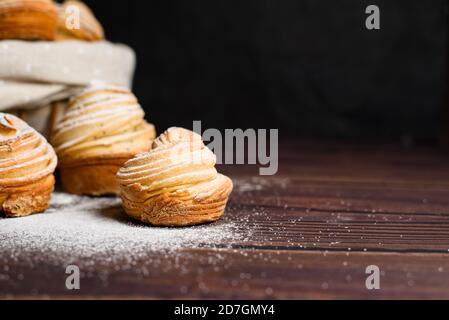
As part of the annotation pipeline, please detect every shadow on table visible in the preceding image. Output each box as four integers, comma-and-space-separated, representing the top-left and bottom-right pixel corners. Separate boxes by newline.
92, 199, 155, 228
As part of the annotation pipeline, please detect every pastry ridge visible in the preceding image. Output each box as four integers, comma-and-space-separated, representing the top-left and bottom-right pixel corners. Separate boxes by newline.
117, 127, 233, 227
0, 113, 57, 217
56, 0, 104, 41
52, 82, 156, 196
0, 0, 58, 40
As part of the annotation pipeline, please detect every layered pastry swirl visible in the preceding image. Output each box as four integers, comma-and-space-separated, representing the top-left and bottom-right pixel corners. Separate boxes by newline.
0, 0, 58, 40
51, 83, 156, 196
0, 113, 57, 217
117, 128, 233, 227
56, 0, 104, 41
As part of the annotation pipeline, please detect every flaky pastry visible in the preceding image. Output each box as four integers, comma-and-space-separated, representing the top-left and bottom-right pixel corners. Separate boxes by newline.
0, 0, 58, 40
0, 113, 57, 217
56, 0, 104, 41
117, 128, 233, 227
51, 83, 155, 196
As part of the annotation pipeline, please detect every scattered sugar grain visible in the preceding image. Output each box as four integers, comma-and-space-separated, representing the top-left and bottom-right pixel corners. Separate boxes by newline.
0, 193, 247, 271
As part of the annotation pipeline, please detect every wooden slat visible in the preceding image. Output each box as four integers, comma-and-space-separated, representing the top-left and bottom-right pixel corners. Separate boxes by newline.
224, 176, 449, 253
2, 141, 449, 299
2, 249, 449, 300
232, 177, 449, 215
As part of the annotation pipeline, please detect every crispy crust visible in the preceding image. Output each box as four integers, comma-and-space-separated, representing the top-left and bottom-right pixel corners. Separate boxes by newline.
117, 128, 234, 227
52, 83, 155, 196
56, 0, 104, 41
0, 113, 57, 217
1, 170, 54, 218
60, 162, 124, 196
121, 175, 233, 227
0, 0, 58, 40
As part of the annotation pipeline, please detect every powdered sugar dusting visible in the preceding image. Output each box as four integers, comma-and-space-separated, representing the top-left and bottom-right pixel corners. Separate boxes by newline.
0, 193, 247, 269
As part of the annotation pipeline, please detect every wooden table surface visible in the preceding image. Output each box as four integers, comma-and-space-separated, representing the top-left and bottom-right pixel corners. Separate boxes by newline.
2, 140, 449, 300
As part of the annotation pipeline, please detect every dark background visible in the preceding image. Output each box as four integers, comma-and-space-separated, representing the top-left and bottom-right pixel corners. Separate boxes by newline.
83, 0, 448, 140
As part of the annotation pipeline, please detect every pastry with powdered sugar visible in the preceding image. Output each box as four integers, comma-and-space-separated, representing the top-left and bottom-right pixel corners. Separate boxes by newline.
117, 127, 233, 227
51, 82, 156, 196
0, 113, 57, 217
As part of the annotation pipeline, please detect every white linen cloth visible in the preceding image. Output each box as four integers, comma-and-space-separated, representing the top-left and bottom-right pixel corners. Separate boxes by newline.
0, 40, 136, 111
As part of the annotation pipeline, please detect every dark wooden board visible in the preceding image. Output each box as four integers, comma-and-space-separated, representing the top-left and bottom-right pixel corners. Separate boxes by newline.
1, 141, 449, 300
2, 250, 449, 300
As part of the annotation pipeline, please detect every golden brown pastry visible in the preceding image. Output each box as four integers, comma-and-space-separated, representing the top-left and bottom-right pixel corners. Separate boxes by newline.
56, 0, 104, 41
0, 0, 58, 40
0, 113, 57, 217
117, 128, 233, 227
51, 83, 156, 196
48, 100, 68, 139
14, 102, 62, 139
